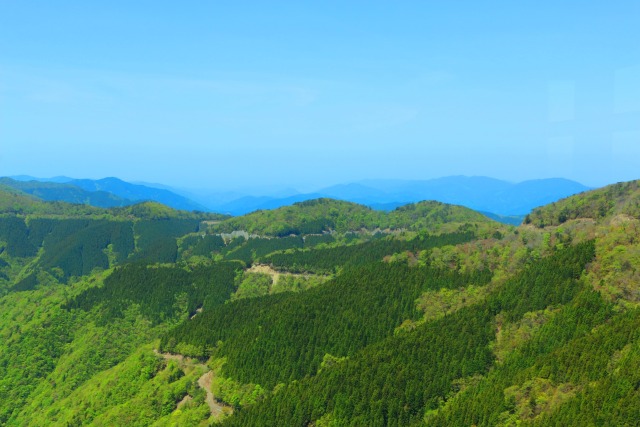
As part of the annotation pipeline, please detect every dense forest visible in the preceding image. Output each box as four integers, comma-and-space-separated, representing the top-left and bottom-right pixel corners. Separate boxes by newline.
1, 182, 639, 426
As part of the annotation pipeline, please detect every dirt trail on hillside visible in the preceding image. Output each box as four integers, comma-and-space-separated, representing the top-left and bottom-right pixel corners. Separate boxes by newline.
154, 350, 230, 418
198, 370, 226, 417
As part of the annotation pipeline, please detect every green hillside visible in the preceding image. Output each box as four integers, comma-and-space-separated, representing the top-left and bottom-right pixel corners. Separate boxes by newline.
0, 185, 103, 216
1, 183, 639, 426
525, 180, 640, 227
0, 177, 132, 208
0, 190, 226, 293
211, 198, 495, 236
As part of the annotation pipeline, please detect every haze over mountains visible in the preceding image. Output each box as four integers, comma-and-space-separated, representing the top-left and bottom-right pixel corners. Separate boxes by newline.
6, 175, 591, 224
5, 176, 207, 212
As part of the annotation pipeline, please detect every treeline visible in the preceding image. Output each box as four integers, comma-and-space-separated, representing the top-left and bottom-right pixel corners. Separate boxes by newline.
160, 262, 492, 387
219, 241, 597, 426
64, 261, 241, 324
263, 231, 476, 273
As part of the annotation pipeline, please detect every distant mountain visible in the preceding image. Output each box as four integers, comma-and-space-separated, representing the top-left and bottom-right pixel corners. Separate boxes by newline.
5, 175, 590, 219
478, 211, 526, 226
210, 176, 590, 218
0, 177, 132, 208
10, 175, 74, 183
357, 176, 513, 206
354, 176, 590, 215
4, 176, 210, 212
68, 177, 209, 212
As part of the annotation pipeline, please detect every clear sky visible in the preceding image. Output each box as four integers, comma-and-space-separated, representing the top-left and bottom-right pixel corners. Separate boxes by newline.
1, 1, 639, 190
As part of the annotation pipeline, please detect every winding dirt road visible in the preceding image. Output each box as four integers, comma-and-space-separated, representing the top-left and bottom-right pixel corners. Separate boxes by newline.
154, 350, 230, 418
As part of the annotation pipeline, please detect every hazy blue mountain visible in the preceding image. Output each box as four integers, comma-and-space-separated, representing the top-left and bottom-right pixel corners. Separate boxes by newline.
182, 186, 301, 213
354, 176, 590, 215
6, 176, 210, 212
0, 178, 132, 208
213, 176, 590, 217
69, 177, 209, 212
314, 183, 389, 204
216, 193, 326, 215
5, 175, 590, 218
10, 175, 74, 183
478, 211, 526, 226
492, 178, 590, 214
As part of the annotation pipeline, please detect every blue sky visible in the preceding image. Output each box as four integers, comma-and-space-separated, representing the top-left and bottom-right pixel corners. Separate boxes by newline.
1, 1, 639, 190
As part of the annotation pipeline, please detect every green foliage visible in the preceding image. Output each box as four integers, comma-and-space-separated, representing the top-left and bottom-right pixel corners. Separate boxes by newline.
584, 217, 640, 308
264, 231, 477, 273
231, 272, 273, 301
0, 177, 131, 208
0, 306, 75, 424
214, 243, 596, 426
36, 219, 135, 280
0, 216, 38, 257
211, 198, 494, 236
415, 284, 492, 322
111, 201, 226, 221
223, 236, 304, 264
131, 219, 200, 264
161, 263, 492, 388
3, 183, 640, 426
180, 234, 226, 258
0, 186, 104, 216
210, 358, 266, 409
303, 233, 335, 247
65, 262, 241, 324
528, 180, 640, 227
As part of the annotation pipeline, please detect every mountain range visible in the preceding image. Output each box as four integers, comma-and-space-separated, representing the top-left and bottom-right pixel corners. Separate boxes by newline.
6, 175, 591, 224
5, 176, 207, 212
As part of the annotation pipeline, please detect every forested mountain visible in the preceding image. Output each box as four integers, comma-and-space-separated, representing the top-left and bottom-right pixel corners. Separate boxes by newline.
526, 179, 640, 227
69, 177, 209, 212
0, 185, 104, 216
0, 180, 638, 426
6, 175, 590, 222
210, 198, 493, 237
0, 189, 226, 294
0, 177, 132, 208
3, 176, 208, 212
